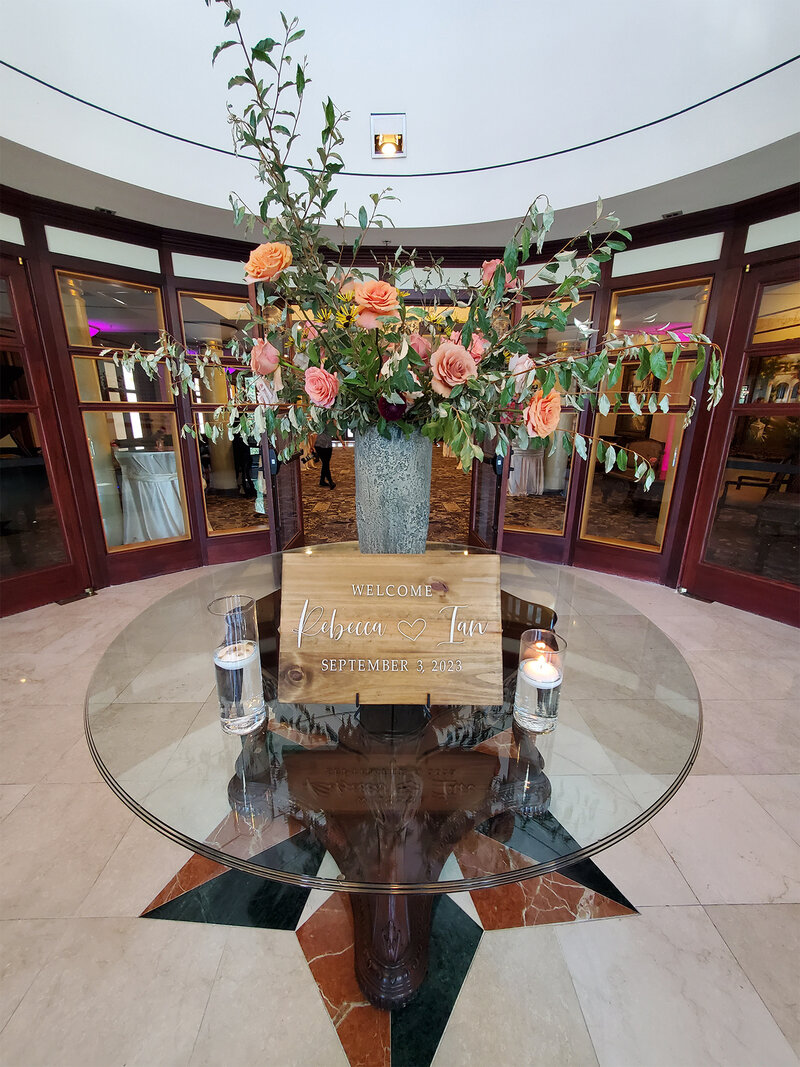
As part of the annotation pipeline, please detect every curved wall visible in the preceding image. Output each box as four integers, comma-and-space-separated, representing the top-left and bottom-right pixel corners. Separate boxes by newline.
1, 0, 799, 233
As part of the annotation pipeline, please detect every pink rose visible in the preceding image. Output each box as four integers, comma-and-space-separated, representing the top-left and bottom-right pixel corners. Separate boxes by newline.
250, 338, 280, 376
300, 321, 320, 342
408, 332, 432, 363
508, 352, 536, 394
468, 331, 490, 362
523, 389, 561, 438
304, 366, 339, 408
430, 340, 478, 398
481, 258, 517, 289
450, 329, 489, 362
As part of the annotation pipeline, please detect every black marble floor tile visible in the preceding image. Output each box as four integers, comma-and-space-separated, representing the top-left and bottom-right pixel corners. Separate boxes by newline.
390, 896, 482, 1067
144, 832, 325, 931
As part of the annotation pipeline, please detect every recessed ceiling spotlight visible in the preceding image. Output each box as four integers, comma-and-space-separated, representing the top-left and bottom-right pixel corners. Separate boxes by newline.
375, 133, 403, 156
370, 113, 406, 159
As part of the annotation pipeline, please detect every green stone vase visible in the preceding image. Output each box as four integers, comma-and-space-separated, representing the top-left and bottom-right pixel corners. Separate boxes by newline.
353, 426, 432, 553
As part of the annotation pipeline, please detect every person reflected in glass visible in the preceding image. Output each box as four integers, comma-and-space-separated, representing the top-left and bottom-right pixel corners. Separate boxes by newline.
315, 426, 336, 489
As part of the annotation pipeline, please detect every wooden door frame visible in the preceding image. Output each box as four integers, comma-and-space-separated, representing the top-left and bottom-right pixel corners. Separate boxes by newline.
0, 254, 92, 614
679, 255, 800, 625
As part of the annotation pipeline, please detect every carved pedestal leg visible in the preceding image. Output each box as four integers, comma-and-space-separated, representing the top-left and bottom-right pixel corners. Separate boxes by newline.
349, 893, 434, 1010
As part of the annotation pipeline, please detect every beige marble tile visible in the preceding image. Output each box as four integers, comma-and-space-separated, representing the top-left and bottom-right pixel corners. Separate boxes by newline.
76, 818, 192, 918
0, 918, 69, 1030
0, 917, 226, 1066
43, 734, 102, 785
188, 926, 347, 1066
433, 926, 598, 1066
691, 649, 800, 701
114, 652, 216, 705
0, 784, 32, 819
0, 783, 134, 919
0, 705, 85, 785
591, 823, 697, 907
707, 904, 800, 1057
557, 906, 797, 1067
738, 774, 800, 844
0, 653, 98, 711
700, 699, 800, 775
652, 776, 800, 904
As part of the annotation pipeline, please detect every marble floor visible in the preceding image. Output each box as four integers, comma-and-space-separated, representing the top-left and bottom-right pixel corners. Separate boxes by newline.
1, 562, 799, 1066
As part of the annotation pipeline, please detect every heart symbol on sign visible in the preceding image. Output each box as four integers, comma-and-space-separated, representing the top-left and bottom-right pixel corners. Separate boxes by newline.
397, 618, 427, 642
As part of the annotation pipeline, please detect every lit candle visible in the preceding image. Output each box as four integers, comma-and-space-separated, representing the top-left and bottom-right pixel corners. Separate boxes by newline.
520, 655, 562, 689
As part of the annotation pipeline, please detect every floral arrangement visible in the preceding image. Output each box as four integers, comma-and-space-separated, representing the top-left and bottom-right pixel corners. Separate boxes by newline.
110, 2, 723, 486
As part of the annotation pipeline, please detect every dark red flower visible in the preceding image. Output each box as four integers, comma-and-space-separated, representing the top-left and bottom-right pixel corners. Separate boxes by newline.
378, 396, 407, 421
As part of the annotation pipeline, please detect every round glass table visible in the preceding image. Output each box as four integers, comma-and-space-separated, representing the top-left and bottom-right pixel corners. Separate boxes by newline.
85, 544, 701, 1008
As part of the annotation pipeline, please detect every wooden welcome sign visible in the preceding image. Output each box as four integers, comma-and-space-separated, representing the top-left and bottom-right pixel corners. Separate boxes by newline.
278, 553, 503, 705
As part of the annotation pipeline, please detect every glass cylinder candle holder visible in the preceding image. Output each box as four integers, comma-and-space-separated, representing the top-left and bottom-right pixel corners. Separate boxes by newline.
208, 594, 267, 734
513, 629, 567, 733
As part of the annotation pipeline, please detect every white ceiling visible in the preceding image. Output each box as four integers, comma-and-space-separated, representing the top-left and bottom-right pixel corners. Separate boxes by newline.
1, 0, 799, 243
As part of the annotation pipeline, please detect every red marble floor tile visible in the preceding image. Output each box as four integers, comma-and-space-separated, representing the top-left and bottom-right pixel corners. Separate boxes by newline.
143, 853, 228, 913
297, 894, 390, 1067
455, 830, 633, 930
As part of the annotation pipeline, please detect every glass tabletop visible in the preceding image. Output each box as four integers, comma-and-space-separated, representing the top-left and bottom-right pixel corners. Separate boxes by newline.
85, 544, 701, 895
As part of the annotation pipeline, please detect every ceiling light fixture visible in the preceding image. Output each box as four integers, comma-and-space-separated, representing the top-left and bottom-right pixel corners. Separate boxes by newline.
370, 113, 406, 159
375, 133, 402, 156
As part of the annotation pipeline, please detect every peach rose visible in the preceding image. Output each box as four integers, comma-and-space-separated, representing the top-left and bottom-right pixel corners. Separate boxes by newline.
408, 332, 432, 363
250, 338, 280, 376
304, 366, 339, 408
523, 389, 561, 438
353, 279, 400, 329
299, 321, 320, 342
508, 352, 536, 394
481, 258, 517, 289
245, 242, 292, 283
430, 340, 478, 398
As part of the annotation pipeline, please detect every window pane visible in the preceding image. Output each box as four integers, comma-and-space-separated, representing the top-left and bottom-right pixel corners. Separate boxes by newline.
83, 411, 189, 549
0, 350, 31, 401
190, 365, 251, 407
610, 281, 711, 345
704, 415, 799, 586
73, 356, 170, 403
195, 413, 267, 535
606, 358, 696, 406
504, 413, 577, 535
751, 280, 800, 344
179, 293, 251, 353
520, 298, 593, 358
0, 279, 18, 341
57, 273, 163, 350
580, 412, 686, 550
739, 352, 800, 404
0, 412, 68, 577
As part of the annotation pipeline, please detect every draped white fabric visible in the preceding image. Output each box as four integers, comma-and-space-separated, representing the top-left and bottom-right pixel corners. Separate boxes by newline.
508, 448, 545, 497
117, 451, 185, 543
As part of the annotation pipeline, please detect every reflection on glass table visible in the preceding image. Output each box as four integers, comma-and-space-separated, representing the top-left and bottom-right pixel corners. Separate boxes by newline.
85, 545, 701, 1009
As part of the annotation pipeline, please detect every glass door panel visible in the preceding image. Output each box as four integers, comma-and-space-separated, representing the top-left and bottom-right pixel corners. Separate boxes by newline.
194, 412, 267, 536
56, 272, 164, 350
73, 355, 170, 403
580, 412, 687, 551
0, 412, 68, 577
504, 412, 578, 535
751, 279, 800, 343
704, 416, 799, 585
83, 410, 191, 549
